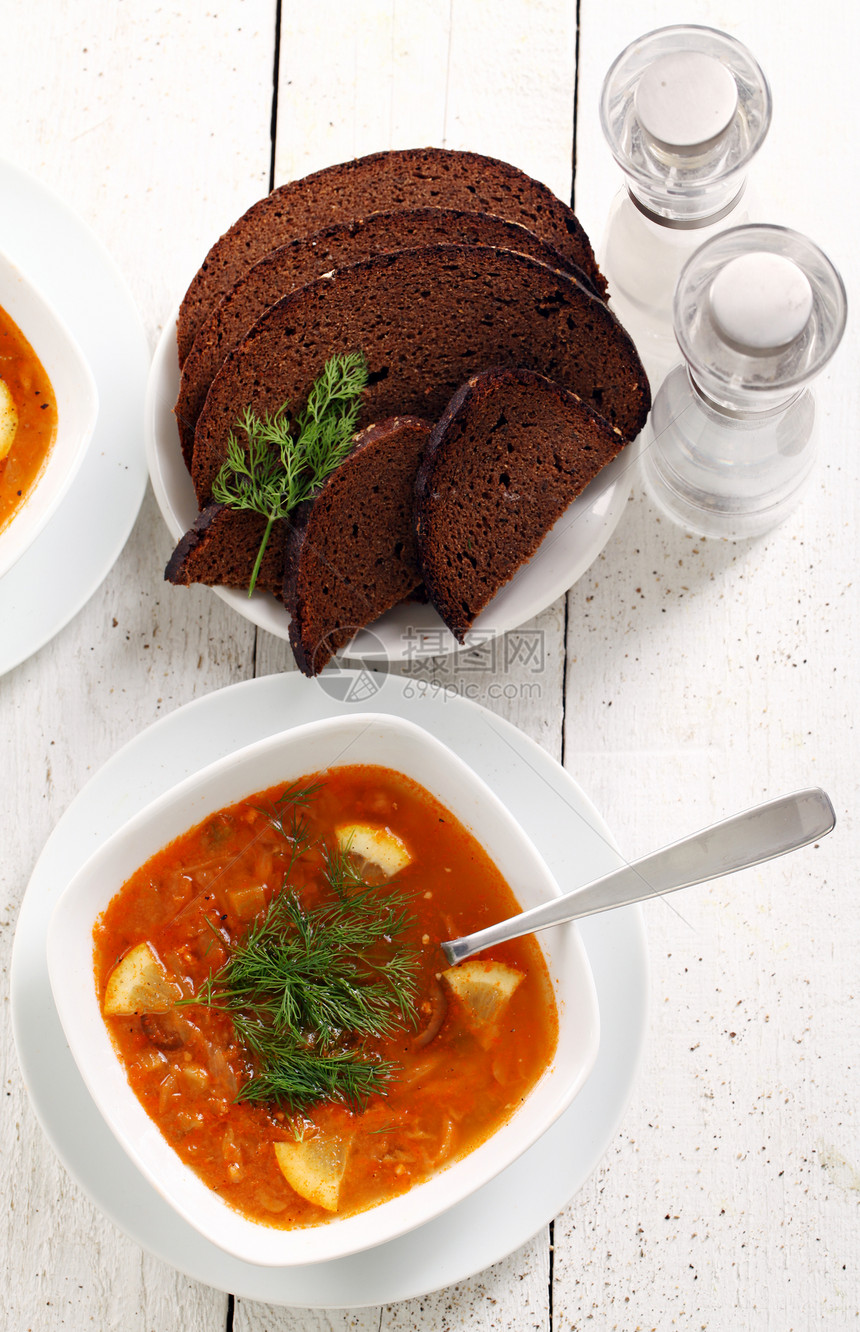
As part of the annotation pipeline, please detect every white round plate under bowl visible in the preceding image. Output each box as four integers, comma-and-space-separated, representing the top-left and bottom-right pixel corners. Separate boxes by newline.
12, 672, 648, 1308
147, 311, 637, 662
0, 158, 149, 675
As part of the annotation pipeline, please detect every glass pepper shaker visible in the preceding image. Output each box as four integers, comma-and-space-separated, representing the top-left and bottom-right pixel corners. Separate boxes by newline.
599, 24, 772, 387
640, 225, 847, 540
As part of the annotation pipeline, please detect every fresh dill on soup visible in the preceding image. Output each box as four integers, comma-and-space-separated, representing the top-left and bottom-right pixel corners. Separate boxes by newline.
93, 765, 558, 1226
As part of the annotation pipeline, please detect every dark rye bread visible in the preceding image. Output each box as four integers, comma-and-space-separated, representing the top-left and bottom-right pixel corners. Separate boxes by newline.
415, 367, 629, 642
284, 417, 431, 676
176, 147, 607, 365
192, 243, 650, 506
164, 503, 288, 598
175, 207, 596, 470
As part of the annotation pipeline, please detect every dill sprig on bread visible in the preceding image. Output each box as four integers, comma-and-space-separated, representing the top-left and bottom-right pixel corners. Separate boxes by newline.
211, 351, 368, 595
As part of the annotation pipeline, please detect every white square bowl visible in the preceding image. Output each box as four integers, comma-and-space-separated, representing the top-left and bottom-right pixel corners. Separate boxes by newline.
47, 712, 599, 1266
0, 249, 99, 578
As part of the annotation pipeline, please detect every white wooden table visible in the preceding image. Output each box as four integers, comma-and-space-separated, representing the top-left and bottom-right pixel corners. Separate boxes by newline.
2, 2, 858, 1328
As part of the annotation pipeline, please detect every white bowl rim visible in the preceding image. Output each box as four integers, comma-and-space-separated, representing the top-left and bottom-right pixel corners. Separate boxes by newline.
47, 711, 600, 1266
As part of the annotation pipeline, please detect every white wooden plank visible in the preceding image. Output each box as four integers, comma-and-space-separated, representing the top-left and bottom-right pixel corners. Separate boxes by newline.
274, 0, 575, 196
1, 1, 278, 328
0, 1, 277, 1329
383, 1234, 551, 1332
233, 1233, 549, 1332
275, 0, 452, 181
555, 0, 860, 1326
439, 0, 577, 200
234, 1302, 378, 1332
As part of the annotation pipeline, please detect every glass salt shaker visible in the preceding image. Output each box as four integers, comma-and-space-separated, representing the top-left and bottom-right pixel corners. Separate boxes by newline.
640, 225, 847, 540
600, 25, 772, 387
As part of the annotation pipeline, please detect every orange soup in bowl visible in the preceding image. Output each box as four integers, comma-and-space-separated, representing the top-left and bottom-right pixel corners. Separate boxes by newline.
0, 302, 58, 534
93, 764, 558, 1228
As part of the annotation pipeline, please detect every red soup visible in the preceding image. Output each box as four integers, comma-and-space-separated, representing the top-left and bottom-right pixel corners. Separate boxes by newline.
0, 303, 58, 534
93, 764, 558, 1227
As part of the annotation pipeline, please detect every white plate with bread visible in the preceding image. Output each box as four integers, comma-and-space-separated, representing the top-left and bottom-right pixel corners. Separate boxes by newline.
146, 148, 650, 669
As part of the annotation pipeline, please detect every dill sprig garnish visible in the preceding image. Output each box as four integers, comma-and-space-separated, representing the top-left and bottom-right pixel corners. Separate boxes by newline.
322, 840, 369, 901
211, 351, 369, 596
252, 778, 323, 865
234, 1031, 397, 1109
193, 873, 421, 1111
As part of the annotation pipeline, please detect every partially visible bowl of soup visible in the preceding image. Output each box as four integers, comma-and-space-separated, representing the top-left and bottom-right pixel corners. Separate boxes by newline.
0, 249, 98, 578
48, 712, 599, 1266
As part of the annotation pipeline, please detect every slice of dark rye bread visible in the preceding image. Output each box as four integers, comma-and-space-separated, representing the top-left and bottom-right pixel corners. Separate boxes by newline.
175, 207, 597, 470
164, 503, 288, 598
191, 243, 650, 506
414, 367, 630, 642
284, 417, 431, 676
176, 147, 607, 365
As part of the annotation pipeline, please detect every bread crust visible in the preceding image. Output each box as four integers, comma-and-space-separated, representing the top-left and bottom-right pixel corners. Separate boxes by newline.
176, 147, 607, 365
191, 243, 650, 507
414, 367, 629, 642
284, 417, 431, 676
175, 207, 597, 471
164, 501, 287, 598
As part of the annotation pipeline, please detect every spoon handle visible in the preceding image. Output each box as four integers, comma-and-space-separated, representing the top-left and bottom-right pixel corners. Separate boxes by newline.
442, 788, 835, 965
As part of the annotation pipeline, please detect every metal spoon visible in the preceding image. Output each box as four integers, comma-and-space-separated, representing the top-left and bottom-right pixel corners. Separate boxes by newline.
441, 788, 835, 966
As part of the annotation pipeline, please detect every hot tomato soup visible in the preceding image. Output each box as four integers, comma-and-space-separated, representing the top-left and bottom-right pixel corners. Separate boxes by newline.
0, 303, 58, 534
93, 765, 558, 1228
